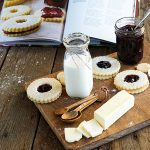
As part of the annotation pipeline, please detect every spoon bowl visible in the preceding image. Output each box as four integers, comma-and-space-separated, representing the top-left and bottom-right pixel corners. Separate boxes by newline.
61, 112, 82, 123
61, 110, 79, 120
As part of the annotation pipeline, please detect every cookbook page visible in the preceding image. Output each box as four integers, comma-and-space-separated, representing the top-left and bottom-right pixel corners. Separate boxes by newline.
0, 0, 67, 43
64, 0, 136, 43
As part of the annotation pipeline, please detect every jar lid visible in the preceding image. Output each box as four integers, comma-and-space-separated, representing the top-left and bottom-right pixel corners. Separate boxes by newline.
63, 32, 90, 48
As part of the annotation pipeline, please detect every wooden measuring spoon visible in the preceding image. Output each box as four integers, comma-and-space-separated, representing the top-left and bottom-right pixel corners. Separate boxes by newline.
54, 87, 108, 116
54, 93, 96, 116
61, 97, 98, 122
61, 87, 109, 122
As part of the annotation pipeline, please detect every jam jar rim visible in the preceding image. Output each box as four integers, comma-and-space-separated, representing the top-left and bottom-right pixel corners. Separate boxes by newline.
115, 17, 144, 35
63, 32, 90, 49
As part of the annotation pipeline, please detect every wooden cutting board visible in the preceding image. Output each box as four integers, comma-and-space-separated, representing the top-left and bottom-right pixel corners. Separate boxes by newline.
25, 43, 150, 150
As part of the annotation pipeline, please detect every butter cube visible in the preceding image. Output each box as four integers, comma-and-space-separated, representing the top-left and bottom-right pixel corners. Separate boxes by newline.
64, 128, 82, 143
82, 119, 103, 137
94, 90, 135, 130
77, 121, 91, 138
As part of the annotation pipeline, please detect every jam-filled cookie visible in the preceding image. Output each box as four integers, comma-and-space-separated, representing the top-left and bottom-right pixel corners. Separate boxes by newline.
114, 70, 149, 94
136, 63, 150, 73
27, 78, 62, 103
2, 15, 42, 37
92, 56, 121, 80
57, 71, 65, 86
4, 0, 26, 7
34, 6, 65, 22
1, 5, 31, 20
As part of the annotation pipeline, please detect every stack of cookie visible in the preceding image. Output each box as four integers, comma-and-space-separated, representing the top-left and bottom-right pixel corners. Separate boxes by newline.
114, 70, 149, 94
92, 56, 121, 80
1, 0, 42, 36
4, 0, 26, 7
27, 78, 62, 103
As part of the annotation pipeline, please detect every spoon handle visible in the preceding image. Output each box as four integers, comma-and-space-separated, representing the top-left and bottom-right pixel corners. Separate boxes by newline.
135, 8, 150, 30
74, 97, 98, 112
66, 94, 96, 110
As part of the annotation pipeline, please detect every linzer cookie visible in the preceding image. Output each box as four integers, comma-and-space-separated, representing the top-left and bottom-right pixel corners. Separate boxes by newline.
114, 70, 149, 94
4, 0, 26, 7
92, 56, 121, 80
27, 78, 62, 103
34, 6, 65, 22
1, 5, 31, 20
2, 15, 42, 37
57, 71, 65, 86
136, 63, 150, 73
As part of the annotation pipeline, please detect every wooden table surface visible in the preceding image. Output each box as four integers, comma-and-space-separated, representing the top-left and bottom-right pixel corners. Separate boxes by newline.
1, 0, 150, 150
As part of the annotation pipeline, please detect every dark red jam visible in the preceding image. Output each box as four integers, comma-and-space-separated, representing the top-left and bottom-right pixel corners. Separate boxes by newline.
37, 84, 52, 93
41, 7, 63, 18
124, 75, 139, 83
116, 25, 144, 65
97, 61, 111, 69
44, 0, 66, 8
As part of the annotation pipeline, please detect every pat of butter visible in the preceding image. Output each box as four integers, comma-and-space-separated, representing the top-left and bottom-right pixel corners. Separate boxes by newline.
64, 128, 82, 143
77, 121, 91, 138
82, 119, 103, 137
94, 90, 135, 130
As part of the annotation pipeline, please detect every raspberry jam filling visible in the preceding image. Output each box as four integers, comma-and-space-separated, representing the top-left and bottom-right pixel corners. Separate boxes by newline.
37, 84, 52, 93
41, 7, 63, 18
97, 61, 111, 69
124, 75, 139, 83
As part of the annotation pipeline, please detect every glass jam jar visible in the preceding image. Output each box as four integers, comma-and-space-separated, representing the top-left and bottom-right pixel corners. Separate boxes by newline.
115, 17, 144, 65
44, 0, 67, 8
63, 33, 93, 98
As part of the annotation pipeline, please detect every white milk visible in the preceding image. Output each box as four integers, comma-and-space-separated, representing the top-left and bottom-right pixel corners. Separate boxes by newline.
64, 54, 93, 98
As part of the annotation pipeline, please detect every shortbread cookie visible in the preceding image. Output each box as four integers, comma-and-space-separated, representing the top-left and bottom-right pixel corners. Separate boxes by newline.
148, 69, 150, 77
2, 15, 42, 36
93, 73, 117, 80
4, 0, 26, 7
34, 6, 65, 22
27, 78, 62, 103
136, 63, 150, 73
92, 56, 121, 79
114, 70, 149, 94
1, 5, 31, 20
57, 72, 65, 86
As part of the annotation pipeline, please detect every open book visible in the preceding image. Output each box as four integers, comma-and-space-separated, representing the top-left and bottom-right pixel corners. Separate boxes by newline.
0, 0, 138, 46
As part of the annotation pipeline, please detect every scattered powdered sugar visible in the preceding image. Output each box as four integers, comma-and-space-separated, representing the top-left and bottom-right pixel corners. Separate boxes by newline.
128, 121, 134, 127
0, 74, 25, 95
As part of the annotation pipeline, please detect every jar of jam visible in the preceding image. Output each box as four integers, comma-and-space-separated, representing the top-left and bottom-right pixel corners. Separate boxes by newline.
115, 17, 144, 65
44, 0, 67, 8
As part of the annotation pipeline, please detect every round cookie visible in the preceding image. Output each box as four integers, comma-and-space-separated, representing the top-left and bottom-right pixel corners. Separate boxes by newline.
136, 63, 150, 73
57, 72, 65, 86
114, 70, 149, 94
1, 5, 31, 20
2, 15, 42, 36
92, 56, 121, 80
34, 6, 65, 22
4, 0, 26, 7
27, 78, 62, 103
148, 69, 150, 77
93, 73, 117, 80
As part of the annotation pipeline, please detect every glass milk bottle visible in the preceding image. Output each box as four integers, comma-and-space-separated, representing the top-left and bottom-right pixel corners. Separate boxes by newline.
63, 33, 93, 98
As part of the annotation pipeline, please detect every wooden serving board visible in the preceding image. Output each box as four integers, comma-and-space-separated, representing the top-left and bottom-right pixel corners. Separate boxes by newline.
25, 43, 150, 150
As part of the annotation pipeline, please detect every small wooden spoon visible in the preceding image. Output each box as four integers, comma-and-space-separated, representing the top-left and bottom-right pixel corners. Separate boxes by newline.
55, 87, 108, 116
54, 93, 96, 116
61, 97, 98, 122
61, 87, 109, 121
